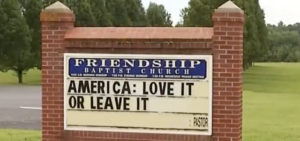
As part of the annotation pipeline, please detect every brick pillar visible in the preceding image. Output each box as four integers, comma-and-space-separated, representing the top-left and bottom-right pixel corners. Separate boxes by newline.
40, 2, 75, 141
212, 1, 244, 141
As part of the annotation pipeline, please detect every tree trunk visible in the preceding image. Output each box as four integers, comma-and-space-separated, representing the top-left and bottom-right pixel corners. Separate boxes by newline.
17, 70, 23, 84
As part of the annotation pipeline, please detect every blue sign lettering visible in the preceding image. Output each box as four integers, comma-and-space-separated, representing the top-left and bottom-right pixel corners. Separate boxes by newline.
68, 58, 207, 79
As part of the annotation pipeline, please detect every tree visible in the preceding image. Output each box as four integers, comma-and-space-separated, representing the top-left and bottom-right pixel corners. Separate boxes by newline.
22, 0, 42, 69
242, 0, 268, 68
106, 0, 132, 26
42, 0, 150, 27
180, 0, 268, 69
69, 0, 96, 26
146, 2, 172, 27
126, 0, 148, 26
181, 0, 212, 27
0, 2, 6, 70
0, 0, 32, 83
287, 23, 300, 35
265, 23, 300, 62
90, 0, 113, 26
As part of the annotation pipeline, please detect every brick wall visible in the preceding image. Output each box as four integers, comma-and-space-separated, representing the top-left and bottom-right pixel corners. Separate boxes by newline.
40, 1, 244, 141
40, 11, 74, 141
212, 11, 244, 141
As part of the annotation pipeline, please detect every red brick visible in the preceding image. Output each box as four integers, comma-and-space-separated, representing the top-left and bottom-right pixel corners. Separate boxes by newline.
41, 2, 244, 141
212, 5, 244, 141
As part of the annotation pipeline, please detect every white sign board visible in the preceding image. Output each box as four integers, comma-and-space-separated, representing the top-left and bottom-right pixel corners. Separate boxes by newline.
64, 53, 212, 135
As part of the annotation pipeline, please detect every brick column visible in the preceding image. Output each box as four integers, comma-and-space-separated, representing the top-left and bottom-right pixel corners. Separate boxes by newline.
212, 1, 244, 141
40, 2, 75, 141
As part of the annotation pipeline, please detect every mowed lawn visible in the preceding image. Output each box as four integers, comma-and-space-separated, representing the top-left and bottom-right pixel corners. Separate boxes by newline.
243, 63, 300, 141
0, 68, 41, 85
0, 129, 41, 141
0, 63, 300, 141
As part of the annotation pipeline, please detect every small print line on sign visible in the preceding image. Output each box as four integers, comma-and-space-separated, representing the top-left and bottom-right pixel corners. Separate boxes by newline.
20, 106, 42, 110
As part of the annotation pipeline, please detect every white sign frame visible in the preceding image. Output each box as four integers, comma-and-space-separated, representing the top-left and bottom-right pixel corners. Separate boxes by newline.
64, 53, 213, 135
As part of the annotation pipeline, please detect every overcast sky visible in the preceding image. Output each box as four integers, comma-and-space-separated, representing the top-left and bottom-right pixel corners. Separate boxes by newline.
142, 0, 300, 25
259, 0, 300, 25
142, 0, 189, 25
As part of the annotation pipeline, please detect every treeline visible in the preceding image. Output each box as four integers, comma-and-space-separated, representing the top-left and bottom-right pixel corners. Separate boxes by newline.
0, 0, 39, 83
43, 0, 172, 27
1, 0, 298, 84
0, 0, 172, 83
261, 22, 300, 62
179, 0, 268, 69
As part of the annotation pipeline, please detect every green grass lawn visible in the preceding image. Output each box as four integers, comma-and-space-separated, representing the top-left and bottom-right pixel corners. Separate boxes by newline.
243, 63, 300, 141
0, 68, 41, 85
0, 63, 300, 140
0, 129, 41, 141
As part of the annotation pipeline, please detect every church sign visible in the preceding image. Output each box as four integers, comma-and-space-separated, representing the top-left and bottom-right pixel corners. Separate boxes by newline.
64, 53, 213, 135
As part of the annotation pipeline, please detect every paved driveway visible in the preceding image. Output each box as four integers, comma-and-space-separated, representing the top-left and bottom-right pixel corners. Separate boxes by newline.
0, 85, 41, 130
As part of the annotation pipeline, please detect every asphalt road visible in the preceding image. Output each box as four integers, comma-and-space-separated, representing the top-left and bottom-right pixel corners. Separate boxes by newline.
0, 85, 41, 130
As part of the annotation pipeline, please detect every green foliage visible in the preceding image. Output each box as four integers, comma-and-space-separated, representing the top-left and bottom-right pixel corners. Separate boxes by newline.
125, 0, 148, 26
146, 2, 172, 27
22, 0, 42, 69
242, 0, 268, 68
286, 23, 300, 35
1, 0, 174, 83
105, 0, 132, 26
0, 1, 6, 63
0, 0, 32, 83
264, 23, 300, 62
181, 0, 212, 27
69, 0, 97, 26
43, 0, 149, 27
181, 0, 269, 69
90, 0, 112, 26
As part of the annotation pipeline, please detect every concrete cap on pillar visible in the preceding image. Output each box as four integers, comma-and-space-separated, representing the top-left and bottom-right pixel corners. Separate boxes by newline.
43, 1, 72, 13
215, 1, 243, 13
40, 1, 74, 22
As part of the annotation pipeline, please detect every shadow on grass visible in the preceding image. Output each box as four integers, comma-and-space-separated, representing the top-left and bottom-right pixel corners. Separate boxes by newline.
243, 63, 300, 94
